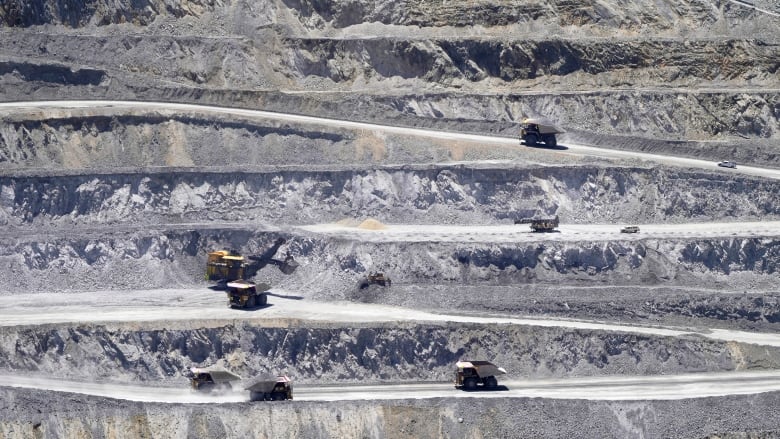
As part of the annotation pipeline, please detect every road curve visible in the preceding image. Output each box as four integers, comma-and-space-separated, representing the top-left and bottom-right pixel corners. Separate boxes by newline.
1, 100, 779, 180
729, 0, 780, 17
2, 370, 780, 403
0, 292, 778, 347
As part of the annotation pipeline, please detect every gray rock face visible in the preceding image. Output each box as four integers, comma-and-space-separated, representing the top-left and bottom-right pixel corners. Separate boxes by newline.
2, 167, 779, 227
1, 1, 778, 148
0, 321, 763, 383
285, 38, 779, 85
281, 0, 733, 31
0, 0, 222, 27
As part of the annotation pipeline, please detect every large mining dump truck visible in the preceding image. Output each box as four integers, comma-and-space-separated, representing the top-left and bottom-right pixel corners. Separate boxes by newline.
515, 215, 560, 232
188, 366, 242, 392
246, 374, 294, 401
520, 117, 564, 148
454, 360, 507, 390
226, 280, 270, 308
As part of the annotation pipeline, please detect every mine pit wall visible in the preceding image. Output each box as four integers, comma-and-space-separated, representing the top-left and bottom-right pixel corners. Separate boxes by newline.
1, 2, 778, 156
282, 38, 780, 89
1, 226, 780, 301
0, 0, 775, 35
2, 388, 780, 439
2, 321, 777, 385
0, 114, 357, 170
1, 88, 778, 156
2, 167, 780, 229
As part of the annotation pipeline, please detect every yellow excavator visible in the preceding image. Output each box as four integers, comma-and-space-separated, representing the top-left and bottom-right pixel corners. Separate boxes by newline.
205, 238, 298, 284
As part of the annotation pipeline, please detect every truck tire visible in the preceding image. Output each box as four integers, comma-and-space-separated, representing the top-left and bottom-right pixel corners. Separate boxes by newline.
524, 133, 538, 146
485, 376, 498, 388
250, 391, 263, 402
542, 134, 557, 148
247, 295, 256, 308
258, 294, 268, 306
464, 377, 478, 390
272, 392, 286, 401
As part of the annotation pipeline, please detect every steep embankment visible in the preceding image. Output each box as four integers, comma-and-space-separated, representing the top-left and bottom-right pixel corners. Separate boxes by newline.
2, 167, 779, 228
2, 320, 774, 384
1, 0, 778, 149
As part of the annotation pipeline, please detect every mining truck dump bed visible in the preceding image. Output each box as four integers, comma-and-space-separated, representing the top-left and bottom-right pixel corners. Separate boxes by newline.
189, 366, 242, 391
246, 374, 293, 401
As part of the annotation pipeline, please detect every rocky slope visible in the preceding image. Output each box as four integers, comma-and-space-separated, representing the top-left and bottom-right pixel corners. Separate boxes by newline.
1, 0, 778, 149
2, 166, 779, 228
3, 320, 765, 384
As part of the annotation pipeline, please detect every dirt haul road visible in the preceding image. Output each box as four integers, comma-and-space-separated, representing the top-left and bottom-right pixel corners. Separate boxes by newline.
1, 100, 780, 179
4, 220, 779, 242
2, 370, 780, 404
1, 291, 779, 348
300, 221, 780, 243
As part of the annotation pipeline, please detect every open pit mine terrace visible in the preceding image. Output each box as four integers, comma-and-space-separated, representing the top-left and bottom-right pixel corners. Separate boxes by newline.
0, 103, 777, 438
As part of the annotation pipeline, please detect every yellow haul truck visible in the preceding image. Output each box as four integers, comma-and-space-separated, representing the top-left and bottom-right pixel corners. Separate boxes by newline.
226, 280, 270, 308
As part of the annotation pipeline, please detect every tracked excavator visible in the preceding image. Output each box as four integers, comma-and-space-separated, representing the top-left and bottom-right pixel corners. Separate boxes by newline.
359, 272, 392, 289
206, 238, 298, 285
